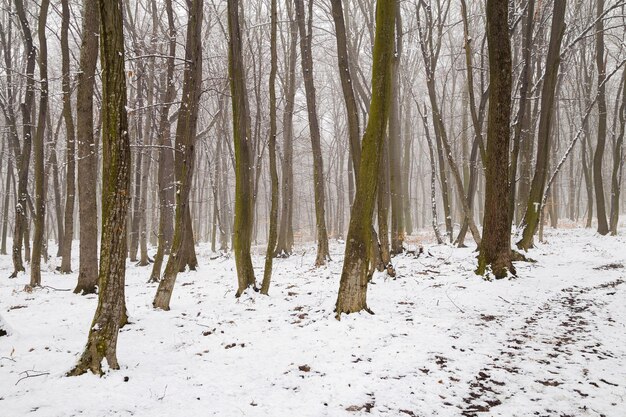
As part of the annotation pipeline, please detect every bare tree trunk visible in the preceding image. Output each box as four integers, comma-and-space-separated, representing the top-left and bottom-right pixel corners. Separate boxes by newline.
518, 0, 566, 251
275, 5, 297, 257
477, 0, 513, 279
294, 0, 330, 266
68, 0, 131, 375
10, 0, 37, 277
149, 0, 176, 283
609, 69, 626, 235
30, 0, 50, 288
377, 135, 392, 269
335, 0, 395, 317
330, 0, 361, 175
388, 5, 404, 254
74, 0, 100, 294
260, 0, 279, 295
59, 0, 76, 273
227, 0, 257, 297
593, 0, 609, 235
1, 152, 11, 255
508, 0, 535, 231
153, 0, 203, 310
418, 104, 444, 244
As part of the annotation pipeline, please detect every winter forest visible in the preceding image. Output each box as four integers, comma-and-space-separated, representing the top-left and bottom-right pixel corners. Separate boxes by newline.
1, 0, 626, 415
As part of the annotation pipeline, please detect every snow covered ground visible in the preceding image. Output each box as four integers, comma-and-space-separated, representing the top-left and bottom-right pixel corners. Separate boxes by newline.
1, 227, 625, 417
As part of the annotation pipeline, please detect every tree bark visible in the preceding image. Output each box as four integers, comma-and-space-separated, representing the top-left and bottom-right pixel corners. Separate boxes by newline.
508, 0, 535, 231
294, 0, 330, 266
30, 0, 50, 288
153, 0, 203, 310
593, 0, 609, 235
609, 69, 626, 235
517, 0, 566, 251
11, 0, 37, 277
148, 0, 176, 283
59, 0, 76, 273
477, 0, 514, 279
68, 0, 131, 375
227, 0, 257, 297
260, 0, 279, 295
74, 0, 100, 294
335, 0, 395, 317
275, 5, 297, 257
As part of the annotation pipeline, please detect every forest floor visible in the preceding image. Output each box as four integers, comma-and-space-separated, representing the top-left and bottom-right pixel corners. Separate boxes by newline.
1, 226, 625, 417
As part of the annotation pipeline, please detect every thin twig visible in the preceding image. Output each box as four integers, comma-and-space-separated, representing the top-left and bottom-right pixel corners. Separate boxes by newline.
498, 295, 511, 304
15, 370, 50, 385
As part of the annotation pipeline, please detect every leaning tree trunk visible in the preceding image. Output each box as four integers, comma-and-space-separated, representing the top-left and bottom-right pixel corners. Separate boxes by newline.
227, 0, 257, 297
517, 0, 566, 251
59, 0, 76, 274
294, 0, 330, 266
335, 0, 395, 317
74, 0, 100, 294
476, 0, 514, 279
68, 0, 131, 376
153, 0, 203, 310
30, 0, 50, 288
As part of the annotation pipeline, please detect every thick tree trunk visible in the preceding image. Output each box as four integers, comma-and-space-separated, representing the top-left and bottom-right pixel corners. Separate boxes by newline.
294, 0, 330, 266
153, 0, 203, 310
335, 0, 395, 317
68, 0, 131, 375
477, 0, 514, 279
74, 0, 100, 294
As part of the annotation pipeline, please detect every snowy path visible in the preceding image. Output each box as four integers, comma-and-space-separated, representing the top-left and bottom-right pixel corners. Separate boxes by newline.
1, 227, 625, 416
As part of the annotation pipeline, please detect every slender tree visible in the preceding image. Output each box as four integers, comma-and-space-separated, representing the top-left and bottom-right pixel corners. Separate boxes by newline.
30, 0, 50, 288
517, 0, 567, 251
74, 0, 100, 294
153, 0, 204, 310
59, 0, 76, 273
593, 0, 609, 235
260, 0, 279, 295
294, 0, 330, 266
275, 4, 297, 257
228, 0, 257, 296
10, 0, 37, 277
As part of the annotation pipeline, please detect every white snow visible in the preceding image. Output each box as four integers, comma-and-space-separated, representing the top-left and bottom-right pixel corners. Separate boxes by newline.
1, 227, 625, 416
